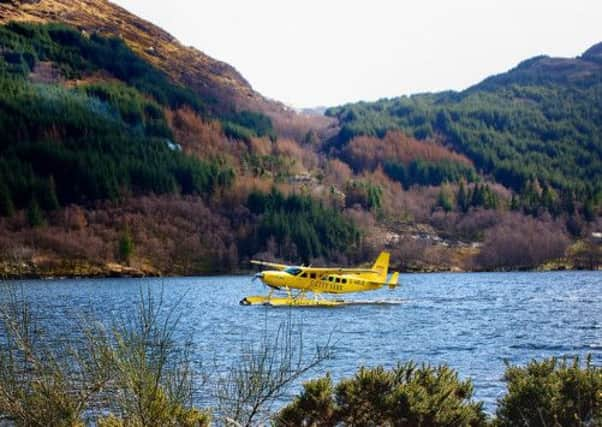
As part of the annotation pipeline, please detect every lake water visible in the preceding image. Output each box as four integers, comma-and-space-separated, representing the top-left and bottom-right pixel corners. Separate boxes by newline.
4, 271, 602, 413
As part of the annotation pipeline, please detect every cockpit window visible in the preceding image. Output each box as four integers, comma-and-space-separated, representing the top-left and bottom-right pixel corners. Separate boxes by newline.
284, 267, 303, 276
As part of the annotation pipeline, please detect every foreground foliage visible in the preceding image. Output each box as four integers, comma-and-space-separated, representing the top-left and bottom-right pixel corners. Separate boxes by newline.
0, 285, 332, 426
276, 363, 486, 427
0, 286, 210, 427
495, 356, 602, 427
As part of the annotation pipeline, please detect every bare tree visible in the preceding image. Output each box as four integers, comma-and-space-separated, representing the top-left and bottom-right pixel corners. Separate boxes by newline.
101, 287, 209, 426
0, 285, 209, 426
214, 316, 332, 426
0, 283, 114, 426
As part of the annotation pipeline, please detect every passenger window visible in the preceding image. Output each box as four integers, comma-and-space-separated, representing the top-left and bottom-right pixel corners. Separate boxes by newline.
328, 276, 333, 282
301, 273, 308, 278
335, 278, 341, 283
342, 279, 347, 284
310, 273, 316, 279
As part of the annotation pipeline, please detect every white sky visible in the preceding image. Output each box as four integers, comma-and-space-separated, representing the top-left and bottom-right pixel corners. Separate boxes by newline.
112, 0, 601, 108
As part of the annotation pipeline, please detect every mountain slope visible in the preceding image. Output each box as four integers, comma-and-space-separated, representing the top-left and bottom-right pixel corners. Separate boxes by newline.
0, 18, 359, 275
0, 0, 277, 114
0, 1, 599, 275
326, 45, 602, 201
471, 46, 602, 91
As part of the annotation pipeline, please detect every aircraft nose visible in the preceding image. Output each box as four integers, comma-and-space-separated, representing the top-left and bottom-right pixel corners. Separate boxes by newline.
261, 271, 282, 287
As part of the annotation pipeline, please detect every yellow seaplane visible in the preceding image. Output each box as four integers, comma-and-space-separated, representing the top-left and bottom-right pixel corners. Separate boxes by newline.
241, 251, 399, 307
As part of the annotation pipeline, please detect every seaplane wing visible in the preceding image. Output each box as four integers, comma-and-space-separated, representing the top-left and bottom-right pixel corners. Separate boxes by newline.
250, 260, 377, 274
302, 267, 378, 274
250, 260, 288, 270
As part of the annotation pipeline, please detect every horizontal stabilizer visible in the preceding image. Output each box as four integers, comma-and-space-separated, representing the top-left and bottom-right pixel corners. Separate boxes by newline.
388, 272, 399, 289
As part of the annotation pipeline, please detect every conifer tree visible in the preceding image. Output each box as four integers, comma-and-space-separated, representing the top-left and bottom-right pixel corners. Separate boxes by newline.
118, 227, 135, 266
457, 181, 468, 212
0, 181, 14, 217
27, 198, 44, 227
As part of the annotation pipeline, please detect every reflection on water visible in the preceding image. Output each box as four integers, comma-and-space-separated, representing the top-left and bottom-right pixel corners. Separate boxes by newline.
5, 271, 602, 412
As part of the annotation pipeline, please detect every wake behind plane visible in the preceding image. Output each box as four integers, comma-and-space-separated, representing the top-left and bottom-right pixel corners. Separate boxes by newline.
241, 251, 399, 307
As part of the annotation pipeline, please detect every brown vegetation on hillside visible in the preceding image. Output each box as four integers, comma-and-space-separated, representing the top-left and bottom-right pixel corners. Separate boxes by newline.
0, 196, 244, 275
343, 131, 473, 171
0, 1, 335, 146
270, 108, 338, 143
476, 213, 570, 270
166, 107, 243, 161
0, 2, 597, 275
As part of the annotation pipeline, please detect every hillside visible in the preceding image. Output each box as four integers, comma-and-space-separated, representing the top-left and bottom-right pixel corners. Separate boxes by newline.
326, 46, 602, 209
0, 14, 357, 275
0, 0, 272, 114
0, 1, 599, 276
0, 0, 333, 141
322, 46, 602, 270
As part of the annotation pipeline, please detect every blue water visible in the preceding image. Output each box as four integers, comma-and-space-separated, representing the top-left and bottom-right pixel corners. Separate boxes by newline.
5, 271, 602, 412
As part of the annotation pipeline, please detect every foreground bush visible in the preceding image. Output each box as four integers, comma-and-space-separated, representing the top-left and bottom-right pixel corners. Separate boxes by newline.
0, 286, 210, 427
275, 363, 487, 427
495, 356, 602, 427
0, 285, 331, 426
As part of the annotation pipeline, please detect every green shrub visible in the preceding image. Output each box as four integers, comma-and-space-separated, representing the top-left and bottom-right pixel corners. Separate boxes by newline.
0, 179, 14, 217
276, 363, 487, 427
26, 198, 44, 227
495, 356, 602, 427
118, 228, 135, 265
276, 375, 337, 427
345, 180, 383, 210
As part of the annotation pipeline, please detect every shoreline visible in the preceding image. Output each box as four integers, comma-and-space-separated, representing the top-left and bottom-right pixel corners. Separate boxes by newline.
1, 260, 594, 281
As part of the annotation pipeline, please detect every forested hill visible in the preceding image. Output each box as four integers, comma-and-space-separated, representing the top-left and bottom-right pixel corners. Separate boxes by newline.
0, 1, 599, 276
0, 11, 355, 275
326, 45, 602, 202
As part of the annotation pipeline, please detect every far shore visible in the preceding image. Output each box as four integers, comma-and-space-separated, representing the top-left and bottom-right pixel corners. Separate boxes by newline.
1, 259, 594, 281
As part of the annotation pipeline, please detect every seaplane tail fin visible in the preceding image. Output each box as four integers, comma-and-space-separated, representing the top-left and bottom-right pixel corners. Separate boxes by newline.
372, 251, 390, 282
388, 272, 399, 289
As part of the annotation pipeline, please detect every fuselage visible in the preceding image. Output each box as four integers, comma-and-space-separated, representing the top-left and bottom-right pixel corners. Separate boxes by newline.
257, 267, 384, 294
